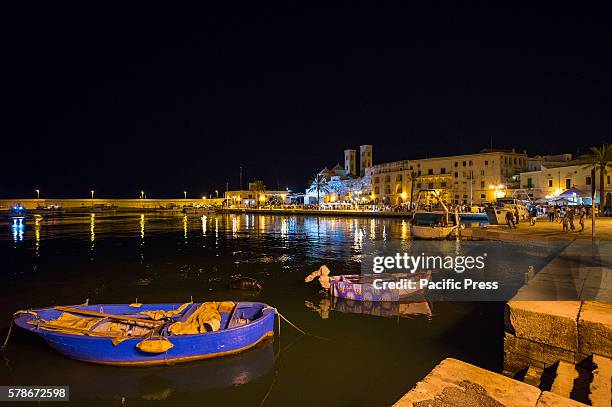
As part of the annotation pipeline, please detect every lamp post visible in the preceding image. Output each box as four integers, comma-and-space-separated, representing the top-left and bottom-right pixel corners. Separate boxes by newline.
215, 190, 219, 198
90, 190, 94, 208
184, 191, 187, 199
35, 189, 40, 199
140, 190, 144, 199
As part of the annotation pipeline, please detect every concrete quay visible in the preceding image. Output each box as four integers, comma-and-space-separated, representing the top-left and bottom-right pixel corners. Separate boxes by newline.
218, 207, 412, 218
393, 358, 587, 407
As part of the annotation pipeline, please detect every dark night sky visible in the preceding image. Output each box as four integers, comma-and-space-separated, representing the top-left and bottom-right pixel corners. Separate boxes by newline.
2, 2, 611, 198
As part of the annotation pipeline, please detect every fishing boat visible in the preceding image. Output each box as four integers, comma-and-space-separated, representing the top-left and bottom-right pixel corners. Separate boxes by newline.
13, 301, 275, 366
410, 190, 459, 239
328, 272, 430, 301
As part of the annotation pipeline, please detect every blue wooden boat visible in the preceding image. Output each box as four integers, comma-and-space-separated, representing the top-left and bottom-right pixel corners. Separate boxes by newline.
13, 301, 276, 366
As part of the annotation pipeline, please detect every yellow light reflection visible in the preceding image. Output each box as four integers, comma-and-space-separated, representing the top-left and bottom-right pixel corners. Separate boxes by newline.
90, 213, 95, 242
140, 214, 145, 240
401, 219, 408, 241
201, 215, 207, 235
183, 215, 188, 240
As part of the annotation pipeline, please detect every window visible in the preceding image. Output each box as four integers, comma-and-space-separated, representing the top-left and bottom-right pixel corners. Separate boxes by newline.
385, 188, 391, 194
548, 179, 553, 187
608, 175, 611, 185
527, 178, 533, 188
469, 160, 473, 166
454, 162, 458, 167
428, 169, 433, 175
454, 172, 459, 178
441, 168, 446, 174
463, 194, 468, 198
586, 176, 592, 185
396, 174, 402, 181
428, 183, 434, 189
416, 183, 422, 189
417, 170, 421, 176
396, 186, 402, 193
441, 182, 447, 188
480, 170, 485, 176
385, 175, 390, 182
485, 160, 488, 166
462, 161, 466, 166
480, 181, 485, 188
480, 194, 486, 199
565, 179, 571, 189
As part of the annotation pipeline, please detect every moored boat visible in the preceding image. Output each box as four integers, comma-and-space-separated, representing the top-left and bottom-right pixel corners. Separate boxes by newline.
328, 272, 430, 301
13, 301, 275, 366
484, 198, 530, 225
410, 190, 459, 239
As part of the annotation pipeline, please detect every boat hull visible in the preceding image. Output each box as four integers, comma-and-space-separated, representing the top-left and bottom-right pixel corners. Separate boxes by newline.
410, 225, 455, 239
330, 272, 430, 301
14, 302, 275, 366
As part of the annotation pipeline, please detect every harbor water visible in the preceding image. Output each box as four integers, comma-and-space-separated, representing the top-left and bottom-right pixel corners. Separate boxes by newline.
0, 213, 563, 406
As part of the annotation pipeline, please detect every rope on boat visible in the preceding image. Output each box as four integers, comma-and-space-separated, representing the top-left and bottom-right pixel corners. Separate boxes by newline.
266, 307, 332, 342
1, 319, 14, 351
1, 311, 41, 352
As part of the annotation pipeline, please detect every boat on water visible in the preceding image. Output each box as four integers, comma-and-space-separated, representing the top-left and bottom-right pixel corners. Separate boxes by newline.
328, 273, 430, 301
305, 265, 430, 301
13, 301, 275, 366
410, 190, 460, 239
8, 204, 27, 218
484, 197, 530, 225
182, 206, 216, 214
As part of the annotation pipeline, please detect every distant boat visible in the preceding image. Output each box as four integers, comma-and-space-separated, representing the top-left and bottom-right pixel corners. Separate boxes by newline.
8, 204, 27, 218
484, 198, 529, 225
182, 206, 216, 214
13, 301, 275, 366
410, 190, 459, 239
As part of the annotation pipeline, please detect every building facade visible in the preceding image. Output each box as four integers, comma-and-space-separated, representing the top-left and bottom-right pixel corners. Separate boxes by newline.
225, 181, 289, 206
520, 163, 609, 204
369, 149, 528, 205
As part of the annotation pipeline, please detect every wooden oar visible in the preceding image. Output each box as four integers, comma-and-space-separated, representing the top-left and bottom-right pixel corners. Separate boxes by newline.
53, 306, 165, 327
27, 321, 122, 337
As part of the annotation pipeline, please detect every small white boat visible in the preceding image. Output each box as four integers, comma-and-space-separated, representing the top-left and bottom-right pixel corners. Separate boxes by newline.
484, 198, 529, 225
410, 190, 459, 240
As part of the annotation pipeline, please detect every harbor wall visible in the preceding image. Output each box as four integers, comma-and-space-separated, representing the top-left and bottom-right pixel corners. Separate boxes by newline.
0, 198, 224, 210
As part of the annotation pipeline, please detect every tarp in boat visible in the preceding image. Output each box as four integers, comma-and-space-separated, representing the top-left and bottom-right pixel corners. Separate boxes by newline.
168, 301, 235, 335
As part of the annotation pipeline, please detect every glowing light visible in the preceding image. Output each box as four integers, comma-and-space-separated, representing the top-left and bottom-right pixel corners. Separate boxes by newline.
201, 215, 207, 235
183, 215, 188, 240
554, 188, 563, 196
401, 192, 407, 200
259, 194, 266, 202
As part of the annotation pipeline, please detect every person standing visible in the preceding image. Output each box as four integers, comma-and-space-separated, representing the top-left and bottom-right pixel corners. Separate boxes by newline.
569, 207, 576, 231
579, 206, 586, 232
562, 211, 570, 232
514, 207, 520, 225
506, 210, 515, 229
549, 206, 555, 222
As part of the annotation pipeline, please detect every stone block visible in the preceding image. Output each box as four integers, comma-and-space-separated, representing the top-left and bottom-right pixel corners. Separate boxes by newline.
589, 355, 612, 407
394, 358, 541, 407
577, 301, 612, 357
536, 391, 588, 406
505, 301, 581, 351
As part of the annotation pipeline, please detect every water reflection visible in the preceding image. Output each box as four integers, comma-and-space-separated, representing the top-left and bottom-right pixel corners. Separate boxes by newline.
34, 215, 41, 256
89, 213, 95, 243
140, 213, 145, 240
183, 215, 188, 241
11, 217, 25, 242
201, 215, 207, 235
305, 297, 433, 320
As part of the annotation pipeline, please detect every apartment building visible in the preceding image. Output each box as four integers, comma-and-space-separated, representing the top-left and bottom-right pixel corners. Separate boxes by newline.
369, 149, 528, 205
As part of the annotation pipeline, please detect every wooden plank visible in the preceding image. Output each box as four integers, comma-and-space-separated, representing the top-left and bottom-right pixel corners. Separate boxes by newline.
27, 321, 121, 337
54, 306, 164, 326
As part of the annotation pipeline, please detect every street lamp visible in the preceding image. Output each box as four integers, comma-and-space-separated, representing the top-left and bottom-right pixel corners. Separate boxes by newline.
91, 190, 94, 199
35, 189, 40, 199
184, 191, 187, 199
215, 190, 219, 198
140, 190, 144, 199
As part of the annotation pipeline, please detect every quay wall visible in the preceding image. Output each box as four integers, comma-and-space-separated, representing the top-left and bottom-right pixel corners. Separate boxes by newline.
218, 207, 412, 218
0, 198, 224, 210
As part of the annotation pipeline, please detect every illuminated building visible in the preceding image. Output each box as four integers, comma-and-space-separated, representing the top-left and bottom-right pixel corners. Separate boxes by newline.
369, 149, 528, 205
224, 180, 289, 207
